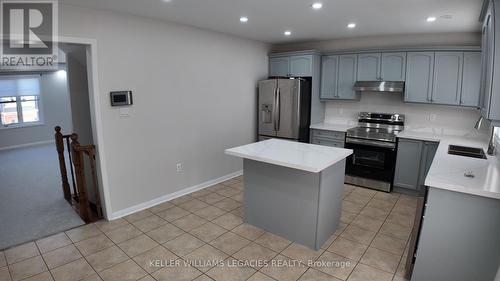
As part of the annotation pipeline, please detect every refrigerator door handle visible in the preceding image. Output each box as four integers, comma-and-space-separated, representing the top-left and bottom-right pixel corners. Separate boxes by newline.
276, 87, 281, 131
273, 87, 278, 132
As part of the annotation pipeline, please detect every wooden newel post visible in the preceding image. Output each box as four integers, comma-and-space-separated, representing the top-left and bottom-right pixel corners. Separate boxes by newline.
55, 126, 71, 202
70, 133, 91, 223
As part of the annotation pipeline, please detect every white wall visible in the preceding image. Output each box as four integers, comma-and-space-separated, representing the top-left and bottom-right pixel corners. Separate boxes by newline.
324, 93, 482, 132
66, 48, 93, 147
58, 5, 269, 214
0, 71, 73, 149
271, 32, 481, 52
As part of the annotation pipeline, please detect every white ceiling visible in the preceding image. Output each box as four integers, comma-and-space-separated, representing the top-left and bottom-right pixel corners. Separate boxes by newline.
59, 0, 483, 44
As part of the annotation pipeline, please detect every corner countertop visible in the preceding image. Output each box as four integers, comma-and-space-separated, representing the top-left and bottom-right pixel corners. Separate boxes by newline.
397, 128, 500, 200
310, 122, 357, 132
225, 139, 353, 173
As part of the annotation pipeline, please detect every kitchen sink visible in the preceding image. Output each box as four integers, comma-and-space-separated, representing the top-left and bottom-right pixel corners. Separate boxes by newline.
448, 145, 487, 159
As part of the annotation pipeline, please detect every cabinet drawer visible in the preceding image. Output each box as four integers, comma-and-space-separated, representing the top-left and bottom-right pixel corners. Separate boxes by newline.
311, 129, 345, 141
311, 138, 345, 148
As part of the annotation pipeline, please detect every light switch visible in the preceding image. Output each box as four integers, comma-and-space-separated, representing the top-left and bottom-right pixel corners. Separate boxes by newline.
119, 107, 130, 117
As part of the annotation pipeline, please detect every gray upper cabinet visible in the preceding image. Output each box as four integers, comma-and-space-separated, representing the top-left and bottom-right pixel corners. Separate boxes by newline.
461, 52, 481, 107
269, 57, 290, 77
405, 52, 435, 103
393, 138, 424, 190
320, 56, 339, 99
357, 53, 381, 81
290, 55, 313, 77
269, 55, 313, 77
337, 55, 359, 100
320, 54, 359, 100
381, 52, 406, 81
358, 52, 406, 81
479, 2, 500, 122
432, 52, 463, 105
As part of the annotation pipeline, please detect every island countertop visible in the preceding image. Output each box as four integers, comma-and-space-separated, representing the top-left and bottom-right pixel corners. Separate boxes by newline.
225, 139, 353, 173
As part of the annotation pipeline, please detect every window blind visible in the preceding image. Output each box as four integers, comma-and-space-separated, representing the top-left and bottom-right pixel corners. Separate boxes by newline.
0, 76, 40, 97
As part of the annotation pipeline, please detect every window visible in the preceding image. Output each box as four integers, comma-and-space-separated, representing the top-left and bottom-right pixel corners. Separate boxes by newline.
0, 76, 41, 128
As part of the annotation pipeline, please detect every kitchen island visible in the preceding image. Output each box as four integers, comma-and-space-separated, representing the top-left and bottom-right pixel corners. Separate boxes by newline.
225, 139, 352, 250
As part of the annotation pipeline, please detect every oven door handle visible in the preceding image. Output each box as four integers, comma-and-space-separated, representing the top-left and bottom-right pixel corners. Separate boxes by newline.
346, 137, 396, 149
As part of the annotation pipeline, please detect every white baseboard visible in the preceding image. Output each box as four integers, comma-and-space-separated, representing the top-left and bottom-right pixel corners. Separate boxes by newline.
108, 170, 243, 220
0, 140, 54, 151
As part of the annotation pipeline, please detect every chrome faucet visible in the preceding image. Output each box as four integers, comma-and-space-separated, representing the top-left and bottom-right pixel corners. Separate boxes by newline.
474, 116, 496, 156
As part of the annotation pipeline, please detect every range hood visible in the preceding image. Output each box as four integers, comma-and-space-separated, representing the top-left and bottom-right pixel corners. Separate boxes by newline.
353, 81, 405, 93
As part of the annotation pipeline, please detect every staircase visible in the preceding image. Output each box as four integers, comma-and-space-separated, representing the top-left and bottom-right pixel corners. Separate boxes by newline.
54, 126, 103, 223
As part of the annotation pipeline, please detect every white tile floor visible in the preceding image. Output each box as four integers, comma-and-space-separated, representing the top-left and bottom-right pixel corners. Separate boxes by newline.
0, 175, 416, 281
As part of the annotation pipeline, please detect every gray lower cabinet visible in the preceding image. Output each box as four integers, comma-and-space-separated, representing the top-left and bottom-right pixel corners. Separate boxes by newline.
394, 138, 438, 191
311, 138, 345, 148
394, 139, 424, 190
411, 187, 500, 281
310, 129, 345, 148
417, 142, 439, 187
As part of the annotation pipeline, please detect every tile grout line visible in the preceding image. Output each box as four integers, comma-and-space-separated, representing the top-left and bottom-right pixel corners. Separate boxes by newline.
6, 178, 416, 281
33, 241, 56, 281
346, 191, 412, 280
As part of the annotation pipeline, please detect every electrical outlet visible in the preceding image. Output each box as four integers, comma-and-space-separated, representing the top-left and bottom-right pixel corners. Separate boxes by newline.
176, 163, 183, 172
429, 114, 437, 122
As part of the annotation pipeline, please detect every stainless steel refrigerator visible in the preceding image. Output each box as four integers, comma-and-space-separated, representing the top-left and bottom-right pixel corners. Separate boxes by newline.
258, 78, 311, 142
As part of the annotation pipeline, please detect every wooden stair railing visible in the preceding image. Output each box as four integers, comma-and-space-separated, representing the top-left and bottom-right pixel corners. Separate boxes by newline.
55, 126, 103, 223
55, 126, 77, 202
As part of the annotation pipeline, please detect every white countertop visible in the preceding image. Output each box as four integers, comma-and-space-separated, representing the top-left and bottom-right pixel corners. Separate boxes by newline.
225, 139, 353, 173
397, 129, 500, 200
310, 122, 356, 132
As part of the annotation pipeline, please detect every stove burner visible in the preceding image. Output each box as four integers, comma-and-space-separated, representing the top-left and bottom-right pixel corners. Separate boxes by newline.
346, 112, 405, 144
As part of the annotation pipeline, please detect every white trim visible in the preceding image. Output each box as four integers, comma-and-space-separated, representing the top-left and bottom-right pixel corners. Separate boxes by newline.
0, 121, 45, 130
0, 140, 53, 151
54, 36, 113, 220
108, 170, 243, 221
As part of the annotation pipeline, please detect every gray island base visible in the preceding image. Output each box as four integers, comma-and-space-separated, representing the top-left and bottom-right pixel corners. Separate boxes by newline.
243, 158, 345, 250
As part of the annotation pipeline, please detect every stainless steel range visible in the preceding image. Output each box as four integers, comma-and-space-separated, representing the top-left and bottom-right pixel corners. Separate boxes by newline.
345, 112, 405, 192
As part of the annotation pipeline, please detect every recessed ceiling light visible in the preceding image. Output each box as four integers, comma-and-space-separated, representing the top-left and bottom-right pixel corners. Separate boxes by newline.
312, 2, 323, 10
347, 23, 356, 29
284, 30, 292, 36
162, 0, 172, 2
240, 16, 248, 23
426, 16, 437, 22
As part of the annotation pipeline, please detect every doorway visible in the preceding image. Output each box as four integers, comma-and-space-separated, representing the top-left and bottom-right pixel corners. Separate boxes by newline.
0, 41, 102, 250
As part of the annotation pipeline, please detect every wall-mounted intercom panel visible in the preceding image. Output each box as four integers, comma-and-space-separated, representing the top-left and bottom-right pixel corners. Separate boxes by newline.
110, 91, 133, 106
